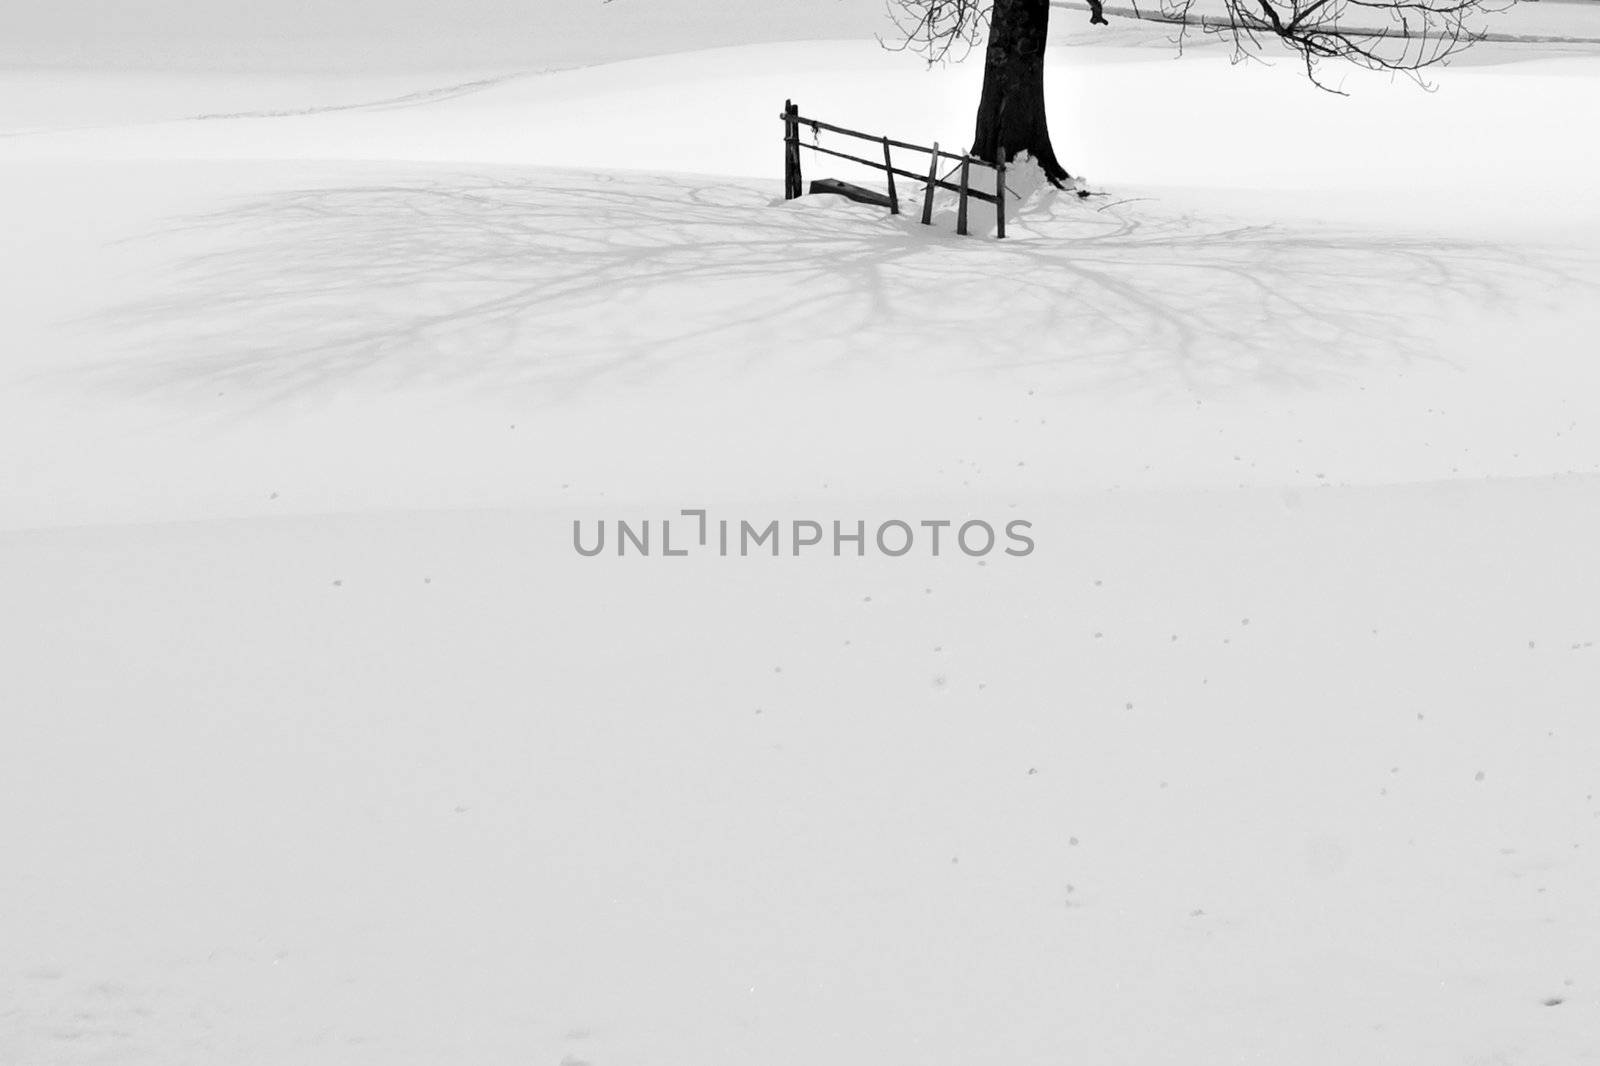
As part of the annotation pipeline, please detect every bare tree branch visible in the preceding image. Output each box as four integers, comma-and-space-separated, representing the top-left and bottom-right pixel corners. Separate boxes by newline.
880, 0, 989, 64
892, 0, 1520, 86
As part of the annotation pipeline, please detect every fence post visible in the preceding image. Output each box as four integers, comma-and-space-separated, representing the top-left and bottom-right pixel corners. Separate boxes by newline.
784, 100, 802, 200
957, 157, 972, 236
921, 143, 939, 226
995, 155, 1007, 240
882, 137, 899, 215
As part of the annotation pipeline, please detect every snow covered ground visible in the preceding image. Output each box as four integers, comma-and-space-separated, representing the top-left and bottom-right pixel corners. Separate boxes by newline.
3, 2, 1599, 1064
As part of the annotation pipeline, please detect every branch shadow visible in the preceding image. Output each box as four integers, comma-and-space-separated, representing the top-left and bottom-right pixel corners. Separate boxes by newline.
76, 166, 1586, 408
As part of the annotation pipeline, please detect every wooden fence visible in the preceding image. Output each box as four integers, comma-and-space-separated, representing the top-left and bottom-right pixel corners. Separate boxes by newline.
781, 100, 1007, 239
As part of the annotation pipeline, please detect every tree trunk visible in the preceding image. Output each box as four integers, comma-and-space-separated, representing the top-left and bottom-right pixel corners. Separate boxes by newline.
971, 0, 1070, 185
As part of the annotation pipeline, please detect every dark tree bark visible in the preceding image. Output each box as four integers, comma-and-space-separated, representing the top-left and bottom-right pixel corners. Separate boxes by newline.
970, 0, 1071, 185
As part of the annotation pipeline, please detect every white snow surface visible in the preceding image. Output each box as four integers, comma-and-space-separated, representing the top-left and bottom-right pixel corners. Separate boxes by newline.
3, 2, 1600, 1065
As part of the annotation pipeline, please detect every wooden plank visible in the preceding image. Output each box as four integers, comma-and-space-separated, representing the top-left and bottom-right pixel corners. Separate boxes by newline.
921, 142, 940, 226
930, 146, 985, 165
783, 100, 803, 200
808, 178, 894, 209
957, 157, 971, 236
798, 118, 935, 157
996, 157, 1007, 240
789, 115, 999, 170
882, 137, 899, 216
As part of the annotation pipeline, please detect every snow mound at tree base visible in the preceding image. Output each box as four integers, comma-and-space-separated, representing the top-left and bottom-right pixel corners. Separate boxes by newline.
1004, 151, 1093, 215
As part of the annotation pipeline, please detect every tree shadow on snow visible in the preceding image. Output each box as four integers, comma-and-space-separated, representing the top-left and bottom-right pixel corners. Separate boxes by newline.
80, 168, 1586, 406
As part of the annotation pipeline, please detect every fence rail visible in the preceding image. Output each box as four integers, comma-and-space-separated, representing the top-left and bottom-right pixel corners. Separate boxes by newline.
781, 100, 1007, 239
